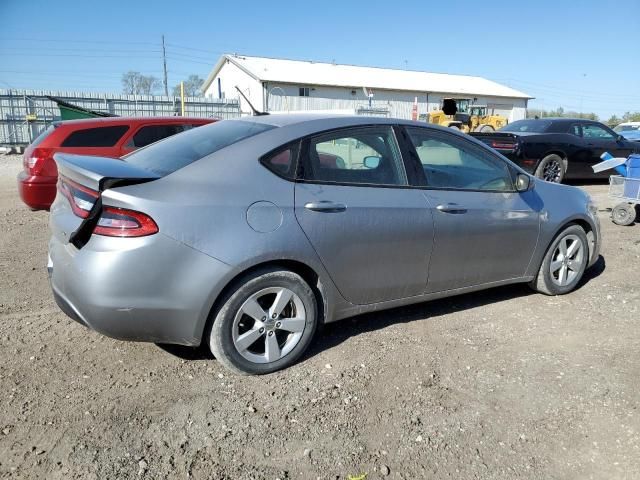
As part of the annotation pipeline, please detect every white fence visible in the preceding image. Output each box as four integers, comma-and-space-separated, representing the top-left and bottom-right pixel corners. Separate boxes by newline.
0, 89, 241, 145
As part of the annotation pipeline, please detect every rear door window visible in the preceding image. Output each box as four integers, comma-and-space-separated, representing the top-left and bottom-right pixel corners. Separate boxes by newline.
61, 125, 130, 147
124, 120, 275, 176
301, 126, 407, 186
130, 124, 186, 148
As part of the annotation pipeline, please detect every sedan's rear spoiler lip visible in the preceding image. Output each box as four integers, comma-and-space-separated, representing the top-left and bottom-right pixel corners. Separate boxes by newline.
468, 132, 520, 139
54, 153, 160, 192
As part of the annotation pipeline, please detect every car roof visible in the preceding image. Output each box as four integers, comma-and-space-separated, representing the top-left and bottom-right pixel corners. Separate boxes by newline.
233, 112, 438, 128
618, 121, 640, 126
518, 117, 602, 123
53, 116, 215, 128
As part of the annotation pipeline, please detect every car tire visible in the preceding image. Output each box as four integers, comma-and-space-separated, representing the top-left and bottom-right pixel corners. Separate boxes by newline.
208, 268, 318, 375
534, 154, 566, 183
478, 124, 495, 132
529, 224, 589, 296
611, 202, 636, 226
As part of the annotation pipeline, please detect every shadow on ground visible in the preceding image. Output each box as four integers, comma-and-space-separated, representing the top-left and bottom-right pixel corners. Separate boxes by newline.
158, 255, 606, 363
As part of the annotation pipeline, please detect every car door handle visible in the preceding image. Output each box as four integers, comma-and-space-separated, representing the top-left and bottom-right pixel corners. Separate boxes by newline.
304, 201, 347, 213
436, 203, 467, 214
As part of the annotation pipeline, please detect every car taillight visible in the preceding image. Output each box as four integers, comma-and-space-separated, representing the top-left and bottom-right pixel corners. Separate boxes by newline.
94, 207, 158, 237
491, 141, 516, 150
58, 176, 98, 218
24, 147, 54, 175
58, 175, 158, 238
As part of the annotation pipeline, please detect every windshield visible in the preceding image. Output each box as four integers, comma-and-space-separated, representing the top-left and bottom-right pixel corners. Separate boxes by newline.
125, 120, 275, 176
500, 119, 552, 133
614, 125, 640, 132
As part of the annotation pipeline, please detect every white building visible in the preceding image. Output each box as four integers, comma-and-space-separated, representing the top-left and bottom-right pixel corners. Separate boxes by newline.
202, 54, 532, 122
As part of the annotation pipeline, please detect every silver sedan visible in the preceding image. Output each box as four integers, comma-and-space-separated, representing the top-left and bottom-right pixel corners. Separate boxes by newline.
48, 115, 601, 374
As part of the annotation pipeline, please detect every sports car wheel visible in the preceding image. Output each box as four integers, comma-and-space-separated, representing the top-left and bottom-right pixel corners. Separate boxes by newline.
535, 154, 566, 183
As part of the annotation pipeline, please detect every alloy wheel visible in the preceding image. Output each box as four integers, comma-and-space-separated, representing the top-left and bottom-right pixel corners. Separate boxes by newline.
550, 234, 584, 287
232, 287, 306, 364
543, 160, 562, 183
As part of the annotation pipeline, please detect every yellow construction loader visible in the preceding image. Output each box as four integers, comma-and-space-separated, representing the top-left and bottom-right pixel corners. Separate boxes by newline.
428, 99, 508, 133
467, 105, 508, 132
427, 98, 468, 130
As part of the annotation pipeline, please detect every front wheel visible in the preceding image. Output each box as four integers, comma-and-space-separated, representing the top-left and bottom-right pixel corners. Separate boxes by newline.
529, 225, 589, 295
208, 269, 318, 375
534, 154, 566, 183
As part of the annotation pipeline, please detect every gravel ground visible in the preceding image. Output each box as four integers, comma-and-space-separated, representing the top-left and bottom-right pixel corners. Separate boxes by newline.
1, 153, 639, 480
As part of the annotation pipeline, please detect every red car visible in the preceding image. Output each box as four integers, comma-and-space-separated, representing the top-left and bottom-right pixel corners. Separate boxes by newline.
17, 117, 216, 210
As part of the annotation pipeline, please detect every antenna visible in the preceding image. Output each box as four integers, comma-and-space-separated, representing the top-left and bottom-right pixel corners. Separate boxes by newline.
161, 35, 169, 96
234, 86, 269, 116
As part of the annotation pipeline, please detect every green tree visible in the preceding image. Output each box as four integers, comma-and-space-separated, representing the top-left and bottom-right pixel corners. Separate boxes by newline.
121, 71, 160, 95
622, 111, 640, 122
172, 75, 205, 97
607, 115, 621, 126
527, 106, 598, 121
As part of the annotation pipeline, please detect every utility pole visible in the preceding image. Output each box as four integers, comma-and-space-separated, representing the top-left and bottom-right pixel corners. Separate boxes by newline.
162, 35, 169, 96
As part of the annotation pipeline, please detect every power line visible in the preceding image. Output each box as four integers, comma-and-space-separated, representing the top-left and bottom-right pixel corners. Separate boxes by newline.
498, 77, 640, 100
0, 53, 163, 60
0, 37, 159, 46
165, 43, 224, 55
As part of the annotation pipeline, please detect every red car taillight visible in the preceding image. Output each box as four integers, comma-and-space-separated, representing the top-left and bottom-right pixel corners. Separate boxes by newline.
24, 147, 54, 176
58, 176, 158, 238
94, 207, 158, 237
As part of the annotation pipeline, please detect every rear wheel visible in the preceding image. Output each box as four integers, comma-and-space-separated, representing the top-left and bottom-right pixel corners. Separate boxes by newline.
534, 154, 566, 183
478, 124, 495, 132
208, 268, 317, 375
611, 202, 636, 226
530, 225, 588, 295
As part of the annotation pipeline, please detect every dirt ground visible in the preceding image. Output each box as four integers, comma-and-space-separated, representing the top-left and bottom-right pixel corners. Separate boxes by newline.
0, 153, 638, 480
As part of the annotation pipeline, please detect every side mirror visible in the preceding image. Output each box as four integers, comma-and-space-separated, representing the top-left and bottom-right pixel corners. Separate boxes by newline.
617, 134, 625, 142
363, 156, 381, 169
515, 173, 533, 192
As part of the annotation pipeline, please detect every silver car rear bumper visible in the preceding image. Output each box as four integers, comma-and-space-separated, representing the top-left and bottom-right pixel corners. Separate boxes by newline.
48, 233, 232, 346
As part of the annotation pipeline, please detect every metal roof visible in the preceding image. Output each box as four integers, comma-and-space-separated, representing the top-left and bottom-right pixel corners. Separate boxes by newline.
203, 54, 533, 100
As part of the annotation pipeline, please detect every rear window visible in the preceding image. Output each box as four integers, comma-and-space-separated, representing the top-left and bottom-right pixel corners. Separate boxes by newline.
62, 125, 130, 147
500, 120, 552, 133
30, 125, 56, 147
130, 124, 186, 148
124, 120, 275, 176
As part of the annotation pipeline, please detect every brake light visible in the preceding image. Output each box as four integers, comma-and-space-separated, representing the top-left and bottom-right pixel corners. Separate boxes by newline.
58, 176, 98, 218
491, 141, 517, 150
58, 175, 158, 238
94, 207, 158, 237
24, 147, 54, 175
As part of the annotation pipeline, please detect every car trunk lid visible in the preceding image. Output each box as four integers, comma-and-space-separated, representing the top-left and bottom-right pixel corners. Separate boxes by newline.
52, 153, 160, 247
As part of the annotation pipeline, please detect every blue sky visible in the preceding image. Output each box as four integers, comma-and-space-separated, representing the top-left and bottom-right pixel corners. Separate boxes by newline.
1, 0, 638, 120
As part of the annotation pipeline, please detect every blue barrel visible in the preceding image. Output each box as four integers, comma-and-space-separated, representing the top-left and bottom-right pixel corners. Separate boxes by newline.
624, 154, 640, 198
627, 154, 640, 179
